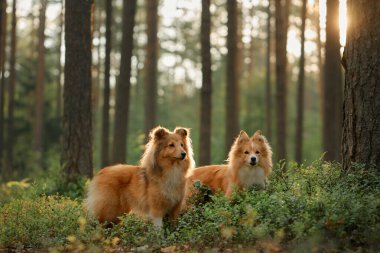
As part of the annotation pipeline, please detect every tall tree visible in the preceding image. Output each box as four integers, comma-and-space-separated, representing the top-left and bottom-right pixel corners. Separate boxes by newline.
112, 0, 137, 164
101, 0, 112, 167
342, 0, 380, 170
199, 0, 212, 166
62, 0, 93, 181
56, 0, 63, 120
225, 0, 239, 154
33, 0, 47, 153
144, 0, 158, 140
265, 0, 272, 141
295, 0, 307, 164
323, 0, 342, 161
315, 0, 324, 125
274, 0, 290, 161
5, 0, 16, 174
0, 0, 7, 165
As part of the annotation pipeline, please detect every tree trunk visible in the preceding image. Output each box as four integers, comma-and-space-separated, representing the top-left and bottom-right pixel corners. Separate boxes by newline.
342, 0, 380, 170
0, 0, 7, 165
56, 0, 63, 120
295, 0, 307, 164
34, 0, 47, 154
144, 0, 158, 140
112, 0, 137, 164
265, 0, 272, 141
225, 0, 239, 154
315, 0, 324, 128
5, 0, 17, 174
101, 0, 112, 167
62, 0, 93, 181
199, 0, 212, 166
274, 0, 289, 162
323, 0, 342, 161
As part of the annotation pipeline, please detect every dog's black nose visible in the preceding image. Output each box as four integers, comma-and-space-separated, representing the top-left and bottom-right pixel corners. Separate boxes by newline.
180, 151, 187, 159
251, 156, 257, 163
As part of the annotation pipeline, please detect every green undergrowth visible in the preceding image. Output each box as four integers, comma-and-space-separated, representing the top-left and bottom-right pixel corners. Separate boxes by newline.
0, 160, 379, 252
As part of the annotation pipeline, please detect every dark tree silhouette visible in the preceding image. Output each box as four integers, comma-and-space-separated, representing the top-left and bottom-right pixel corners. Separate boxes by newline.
199, 0, 212, 166
265, 0, 272, 141
342, 0, 380, 170
0, 0, 7, 165
112, 0, 137, 164
323, 0, 342, 161
225, 0, 240, 154
62, 0, 93, 181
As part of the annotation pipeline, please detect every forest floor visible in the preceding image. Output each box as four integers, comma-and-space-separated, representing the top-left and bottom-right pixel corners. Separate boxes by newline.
0, 160, 379, 252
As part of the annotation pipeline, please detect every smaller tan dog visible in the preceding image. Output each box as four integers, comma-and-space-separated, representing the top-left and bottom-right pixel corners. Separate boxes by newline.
188, 130, 272, 197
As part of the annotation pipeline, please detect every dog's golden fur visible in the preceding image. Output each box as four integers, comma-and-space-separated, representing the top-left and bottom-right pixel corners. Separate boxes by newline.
188, 130, 272, 197
85, 126, 194, 227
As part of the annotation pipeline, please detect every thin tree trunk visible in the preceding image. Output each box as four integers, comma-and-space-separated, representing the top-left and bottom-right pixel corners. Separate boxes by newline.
225, 0, 239, 154
34, 0, 47, 153
0, 0, 7, 165
274, 0, 289, 162
144, 0, 158, 140
323, 0, 342, 161
56, 0, 63, 120
199, 0, 212, 166
265, 0, 272, 141
112, 0, 137, 163
5, 0, 17, 174
101, 0, 112, 167
315, 0, 324, 128
342, 0, 380, 171
62, 0, 93, 181
295, 0, 307, 164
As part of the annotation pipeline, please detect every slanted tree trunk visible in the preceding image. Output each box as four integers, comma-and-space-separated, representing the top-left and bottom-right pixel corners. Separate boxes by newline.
101, 0, 112, 167
144, 0, 158, 140
62, 0, 93, 181
295, 0, 307, 164
274, 0, 290, 162
199, 0, 212, 166
342, 0, 380, 170
34, 0, 48, 154
112, 0, 137, 164
225, 0, 240, 154
0, 0, 7, 165
5, 0, 17, 174
265, 0, 272, 141
323, 0, 342, 161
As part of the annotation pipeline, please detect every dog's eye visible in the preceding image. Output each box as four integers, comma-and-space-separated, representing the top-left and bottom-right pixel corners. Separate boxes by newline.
169, 143, 175, 147
244, 151, 249, 154
255, 151, 260, 154
181, 143, 184, 147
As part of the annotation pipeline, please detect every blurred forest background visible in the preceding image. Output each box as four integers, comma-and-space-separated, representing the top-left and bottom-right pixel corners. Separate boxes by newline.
0, 0, 347, 181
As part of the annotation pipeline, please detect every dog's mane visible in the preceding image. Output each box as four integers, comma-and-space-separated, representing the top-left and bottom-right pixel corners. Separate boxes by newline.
140, 137, 160, 171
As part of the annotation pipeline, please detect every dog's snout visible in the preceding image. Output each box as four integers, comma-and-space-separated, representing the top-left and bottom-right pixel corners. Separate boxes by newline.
180, 151, 187, 159
250, 156, 257, 163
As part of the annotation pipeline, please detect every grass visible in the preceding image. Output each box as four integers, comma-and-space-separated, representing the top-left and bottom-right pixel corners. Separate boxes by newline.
0, 159, 379, 252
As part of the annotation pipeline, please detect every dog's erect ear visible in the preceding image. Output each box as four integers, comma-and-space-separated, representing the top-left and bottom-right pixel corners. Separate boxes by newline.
174, 127, 189, 138
237, 130, 250, 142
252, 130, 267, 143
151, 126, 169, 141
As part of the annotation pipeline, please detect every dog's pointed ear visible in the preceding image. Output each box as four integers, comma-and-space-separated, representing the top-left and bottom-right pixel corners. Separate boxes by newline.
174, 127, 189, 138
252, 130, 267, 143
237, 130, 249, 142
151, 126, 169, 141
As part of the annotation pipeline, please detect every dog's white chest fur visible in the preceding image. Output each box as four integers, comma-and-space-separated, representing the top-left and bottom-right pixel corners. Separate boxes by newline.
161, 165, 184, 204
238, 165, 266, 188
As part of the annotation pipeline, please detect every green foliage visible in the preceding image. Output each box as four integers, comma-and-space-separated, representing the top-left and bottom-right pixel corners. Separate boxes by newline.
0, 161, 379, 252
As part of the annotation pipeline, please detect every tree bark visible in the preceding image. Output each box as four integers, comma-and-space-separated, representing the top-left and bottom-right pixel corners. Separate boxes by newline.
323, 0, 342, 161
112, 0, 137, 164
295, 0, 307, 164
34, 0, 47, 153
342, 0, 380, 170
0, 0, 7, 165
315, 0, 324, 128
274, 0, 289, 162
62, 0, 93, 181
265, 0, 272, 141
144, 0, 158, 140
225, 0, 240, 154
101, 0, 112, 167
199, 0, 212, 166
56, 0, 63, 120
6, 0, 17, 173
